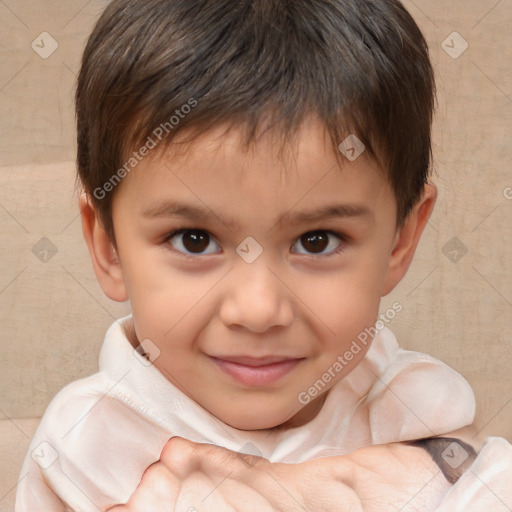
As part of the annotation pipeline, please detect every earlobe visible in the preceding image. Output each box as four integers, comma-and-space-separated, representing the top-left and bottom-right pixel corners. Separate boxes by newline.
381, 183, 437, 296
79, 193, 128, 302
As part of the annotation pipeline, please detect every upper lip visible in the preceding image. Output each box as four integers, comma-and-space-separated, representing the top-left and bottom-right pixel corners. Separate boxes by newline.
210, 355, 303, 367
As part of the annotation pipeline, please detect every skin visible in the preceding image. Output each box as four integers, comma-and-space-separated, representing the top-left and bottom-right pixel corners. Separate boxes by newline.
81, 114, 443, 507
104, 436, 450, 512
81, 115, 436, 430
105, 427, 483, 511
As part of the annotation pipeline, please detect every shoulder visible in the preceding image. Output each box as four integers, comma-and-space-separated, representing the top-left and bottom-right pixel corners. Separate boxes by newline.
366, 339, 476, 443
22, 372, 169, 507
34, 369, 168, 463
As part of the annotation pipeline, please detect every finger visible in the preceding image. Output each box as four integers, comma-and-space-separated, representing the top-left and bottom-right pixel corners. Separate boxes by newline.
218, 477, 288, 512
161, 441, 276, 512
161, 437, 261, 480
160, 437, 204, 477
126, 461, 182, 512
198, 450, 305, 511
175, 472, 238, 512
196, 442, 262, 479
160, 439, 289, 511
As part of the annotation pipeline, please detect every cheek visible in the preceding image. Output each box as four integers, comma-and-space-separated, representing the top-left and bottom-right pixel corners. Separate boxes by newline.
124, 256, 221, 346
304, 264, 384, 333
309, 282, 380, 386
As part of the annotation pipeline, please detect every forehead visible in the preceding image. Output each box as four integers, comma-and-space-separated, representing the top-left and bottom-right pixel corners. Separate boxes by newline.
115, 116, 394, 227
150, 115, 341, 178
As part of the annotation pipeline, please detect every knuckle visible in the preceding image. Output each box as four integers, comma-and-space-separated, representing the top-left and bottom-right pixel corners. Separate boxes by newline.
161, 437, 190, 459
160, 436, 199, 474
138, 459, 176, 491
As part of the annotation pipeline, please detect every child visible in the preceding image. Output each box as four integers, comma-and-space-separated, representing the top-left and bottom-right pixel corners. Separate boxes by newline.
16, 0, 512, 510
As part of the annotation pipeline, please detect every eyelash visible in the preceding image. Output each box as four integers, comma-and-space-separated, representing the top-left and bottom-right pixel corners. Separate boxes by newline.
162, 228, 348, 259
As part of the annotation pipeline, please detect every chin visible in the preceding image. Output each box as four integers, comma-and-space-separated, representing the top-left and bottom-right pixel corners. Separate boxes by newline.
220, 409, 288, 431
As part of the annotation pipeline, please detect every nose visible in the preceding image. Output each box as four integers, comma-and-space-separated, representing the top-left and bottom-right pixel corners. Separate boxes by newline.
219, 261, 294, 333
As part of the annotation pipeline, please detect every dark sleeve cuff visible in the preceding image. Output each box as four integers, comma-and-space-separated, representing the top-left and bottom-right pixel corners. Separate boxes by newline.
406, 436, 478, 484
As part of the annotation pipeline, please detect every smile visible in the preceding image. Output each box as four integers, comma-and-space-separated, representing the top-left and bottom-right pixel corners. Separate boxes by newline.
209, 356, 303, 386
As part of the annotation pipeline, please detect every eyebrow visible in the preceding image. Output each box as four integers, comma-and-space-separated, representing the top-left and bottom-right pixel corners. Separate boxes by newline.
141, 201, 373, 228
286, 204, 373, 224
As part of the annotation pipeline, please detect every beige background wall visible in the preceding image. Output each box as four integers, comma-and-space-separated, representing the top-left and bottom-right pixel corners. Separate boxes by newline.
0, 0, 511, 509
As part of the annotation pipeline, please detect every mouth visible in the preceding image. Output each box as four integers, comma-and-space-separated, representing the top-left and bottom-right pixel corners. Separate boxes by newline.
209, 355, 304, 387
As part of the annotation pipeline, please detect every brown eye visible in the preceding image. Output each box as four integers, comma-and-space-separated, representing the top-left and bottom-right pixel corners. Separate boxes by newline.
292, 230, 343, 256
169, 229, 220, 255
301, 232, 329, 253
183, 231, 209, 252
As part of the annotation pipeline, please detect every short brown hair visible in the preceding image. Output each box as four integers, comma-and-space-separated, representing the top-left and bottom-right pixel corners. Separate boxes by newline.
76, 0, 436, 243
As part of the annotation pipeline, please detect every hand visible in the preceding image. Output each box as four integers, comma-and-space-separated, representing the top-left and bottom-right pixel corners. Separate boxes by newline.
105, 436, 361, 511
106, 435, 465, 512
327, 442, 452, 511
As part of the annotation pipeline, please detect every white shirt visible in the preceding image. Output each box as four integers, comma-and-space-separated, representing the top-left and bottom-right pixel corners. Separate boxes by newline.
17, 316, 506, 512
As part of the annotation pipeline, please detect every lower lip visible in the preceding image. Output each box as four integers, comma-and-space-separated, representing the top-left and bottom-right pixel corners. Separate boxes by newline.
211, 358, 302, 386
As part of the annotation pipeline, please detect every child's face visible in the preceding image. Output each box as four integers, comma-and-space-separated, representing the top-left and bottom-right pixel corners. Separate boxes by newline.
107, 116, 404, 430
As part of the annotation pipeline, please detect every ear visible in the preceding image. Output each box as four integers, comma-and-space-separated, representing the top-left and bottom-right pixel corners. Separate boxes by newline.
381, 183, 437, 296
79, 193, 128, 302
